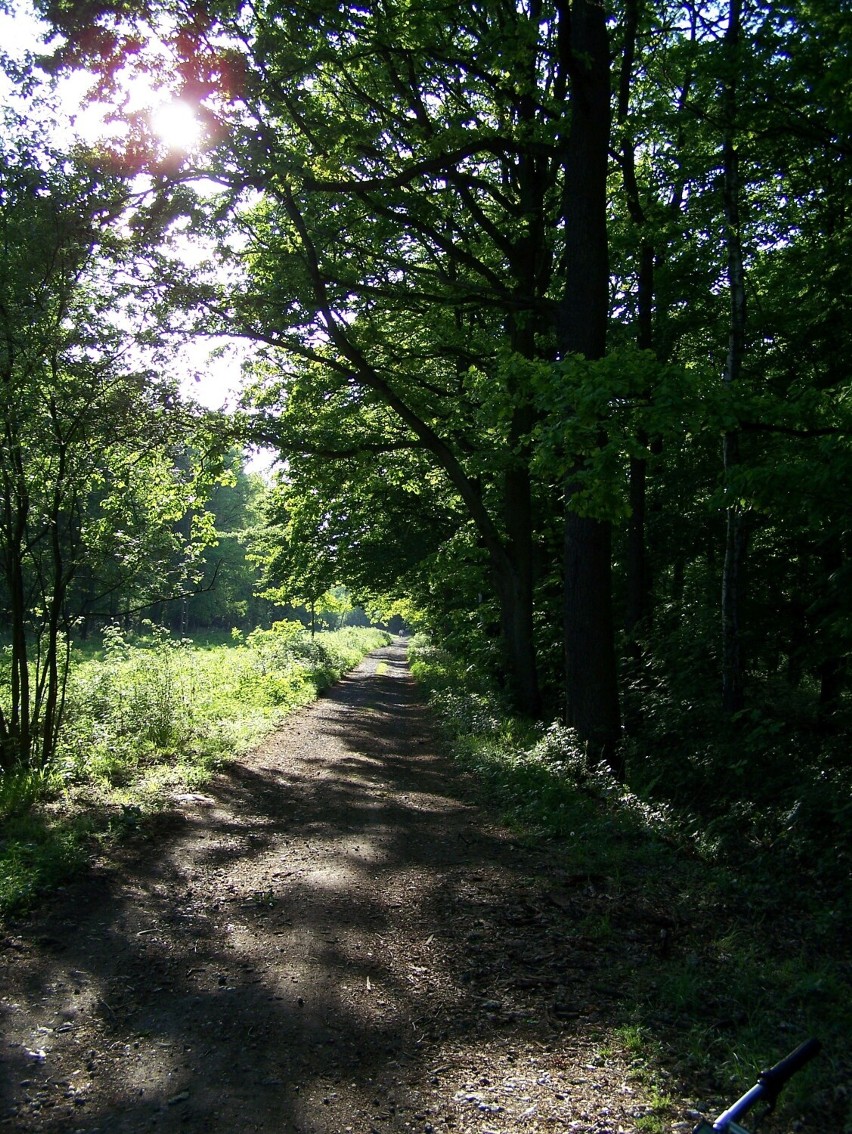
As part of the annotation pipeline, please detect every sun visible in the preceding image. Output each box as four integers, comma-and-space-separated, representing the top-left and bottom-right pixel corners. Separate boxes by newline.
69, 69, 205, 158
149, 98, 202, 152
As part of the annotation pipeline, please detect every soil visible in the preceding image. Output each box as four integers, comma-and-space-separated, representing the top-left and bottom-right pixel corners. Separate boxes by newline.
0, 639, 688, 1134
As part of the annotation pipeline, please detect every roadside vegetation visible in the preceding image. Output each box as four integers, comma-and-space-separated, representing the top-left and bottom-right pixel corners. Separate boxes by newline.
0, 623, 389, 917
409, 635, 851, 1134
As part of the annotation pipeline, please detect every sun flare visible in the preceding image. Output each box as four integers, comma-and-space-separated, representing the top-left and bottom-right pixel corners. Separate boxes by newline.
150, 98, 202, 152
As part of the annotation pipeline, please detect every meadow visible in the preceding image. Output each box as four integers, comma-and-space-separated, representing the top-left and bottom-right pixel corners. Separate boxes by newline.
0, 622, 389, 915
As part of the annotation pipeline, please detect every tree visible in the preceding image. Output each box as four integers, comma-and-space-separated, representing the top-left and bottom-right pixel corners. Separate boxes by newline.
222, 0, 566, 716
557, 0, 622, 769
244, 396, 478, 645
599, 0, 852, 736
38, 0, 635, 748
38, 0, 852, 774
252, 480, 342, 637
0, 103, 226, 769
178, 455, 271, 632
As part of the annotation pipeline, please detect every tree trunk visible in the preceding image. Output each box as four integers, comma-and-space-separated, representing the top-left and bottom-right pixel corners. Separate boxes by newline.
493, 553, 541, 718
500, 458, 542, 716
720, 0, 747, 716
557, 0, 622, 773
624, 242, 655, 644
564, 509, 624, 776
280, 154, 546, 718
1, 433, 31, 769
815, 535, 846, 726
619, 0, 655, 647
38, 438, 72, 768
721, 449, 747, 715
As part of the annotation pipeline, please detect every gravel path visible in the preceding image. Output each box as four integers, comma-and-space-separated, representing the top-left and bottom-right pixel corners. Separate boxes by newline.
0, 639, 653, 1134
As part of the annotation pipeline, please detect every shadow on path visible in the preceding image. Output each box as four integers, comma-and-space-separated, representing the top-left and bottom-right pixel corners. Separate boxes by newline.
0, 639, 645, 1134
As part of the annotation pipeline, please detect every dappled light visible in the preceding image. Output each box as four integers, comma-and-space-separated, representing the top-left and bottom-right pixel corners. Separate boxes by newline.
1, 0, 850, 1130
0, 642, 667, 1133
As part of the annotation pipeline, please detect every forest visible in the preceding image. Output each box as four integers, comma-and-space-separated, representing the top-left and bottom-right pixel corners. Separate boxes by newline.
0, 0, 849, 1125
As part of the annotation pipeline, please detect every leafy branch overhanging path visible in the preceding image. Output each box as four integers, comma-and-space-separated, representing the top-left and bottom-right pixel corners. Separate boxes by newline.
1, 641, 652, 1134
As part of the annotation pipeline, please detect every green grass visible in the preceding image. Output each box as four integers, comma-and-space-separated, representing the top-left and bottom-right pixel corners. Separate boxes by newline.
0, 622, 390, 917
408, 636, 851, 1134
0, 770, 92, 913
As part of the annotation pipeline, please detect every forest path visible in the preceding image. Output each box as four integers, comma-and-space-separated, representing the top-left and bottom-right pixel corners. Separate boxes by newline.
1, 639, 647, 1134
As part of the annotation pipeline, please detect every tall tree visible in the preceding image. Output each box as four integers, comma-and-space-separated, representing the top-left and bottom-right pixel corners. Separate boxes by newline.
0, 101, 224, 769
224, 0, 563, 716
557, 0, 622, 770
40, 0, 852, 768
608, 0, 852, 726
719, 0, 747, 715
38, 0, 628, 749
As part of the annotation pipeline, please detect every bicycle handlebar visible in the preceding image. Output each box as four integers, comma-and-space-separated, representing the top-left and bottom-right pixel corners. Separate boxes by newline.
758, 1038, 822, 1107
698, 1039, 821, 1133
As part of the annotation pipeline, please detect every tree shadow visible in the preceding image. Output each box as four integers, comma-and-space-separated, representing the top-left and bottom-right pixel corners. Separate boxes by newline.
4, 640, 829, 1134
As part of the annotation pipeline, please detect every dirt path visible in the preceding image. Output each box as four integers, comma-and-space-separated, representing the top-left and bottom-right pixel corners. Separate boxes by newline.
1, 640, 653, 1134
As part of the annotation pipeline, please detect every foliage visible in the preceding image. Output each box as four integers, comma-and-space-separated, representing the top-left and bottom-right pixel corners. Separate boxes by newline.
0, 95, 230, 771
58, 622, 389, 786
241, 620, 389, 703
34, 0, 852, 754
0, 807, 89, 916
7, 1, 847, 1121
166, 454, 272, 633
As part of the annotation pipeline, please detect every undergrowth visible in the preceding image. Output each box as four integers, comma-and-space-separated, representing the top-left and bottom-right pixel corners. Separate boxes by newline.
408, 634, 851, 1134
0, 622, 389, 917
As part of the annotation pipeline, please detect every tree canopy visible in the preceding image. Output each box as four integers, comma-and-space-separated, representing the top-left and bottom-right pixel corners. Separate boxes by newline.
4, 0, 849, 776
0, 86, 235, 768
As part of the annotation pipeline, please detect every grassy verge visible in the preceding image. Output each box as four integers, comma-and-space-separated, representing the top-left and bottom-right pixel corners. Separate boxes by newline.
409, 635, 850, 1134
0, 622, 390, 917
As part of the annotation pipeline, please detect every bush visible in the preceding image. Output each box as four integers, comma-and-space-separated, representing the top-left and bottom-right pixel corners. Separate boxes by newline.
59, 622, 389, 790
408, 635, 851, 1134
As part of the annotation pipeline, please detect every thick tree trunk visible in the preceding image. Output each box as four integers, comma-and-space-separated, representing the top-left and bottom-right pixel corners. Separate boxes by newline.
564, 509, 624, 776
494, 555, 541, 718
720, 0, 747, 716
557, 0, 622, 773
496, 12, 549, 720
500, 437, 542, 716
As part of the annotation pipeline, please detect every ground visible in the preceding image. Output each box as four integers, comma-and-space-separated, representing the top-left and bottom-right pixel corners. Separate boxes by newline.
0, 639, 693, 1134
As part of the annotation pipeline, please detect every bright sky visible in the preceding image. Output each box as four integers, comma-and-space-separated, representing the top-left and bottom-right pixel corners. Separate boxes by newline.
0, 2, 45, 62
0, 1, 201, 147
0, 0, 249, 416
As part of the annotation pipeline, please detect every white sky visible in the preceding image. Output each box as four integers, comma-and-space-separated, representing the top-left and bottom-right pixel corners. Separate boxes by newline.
0, 3, 44, 58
